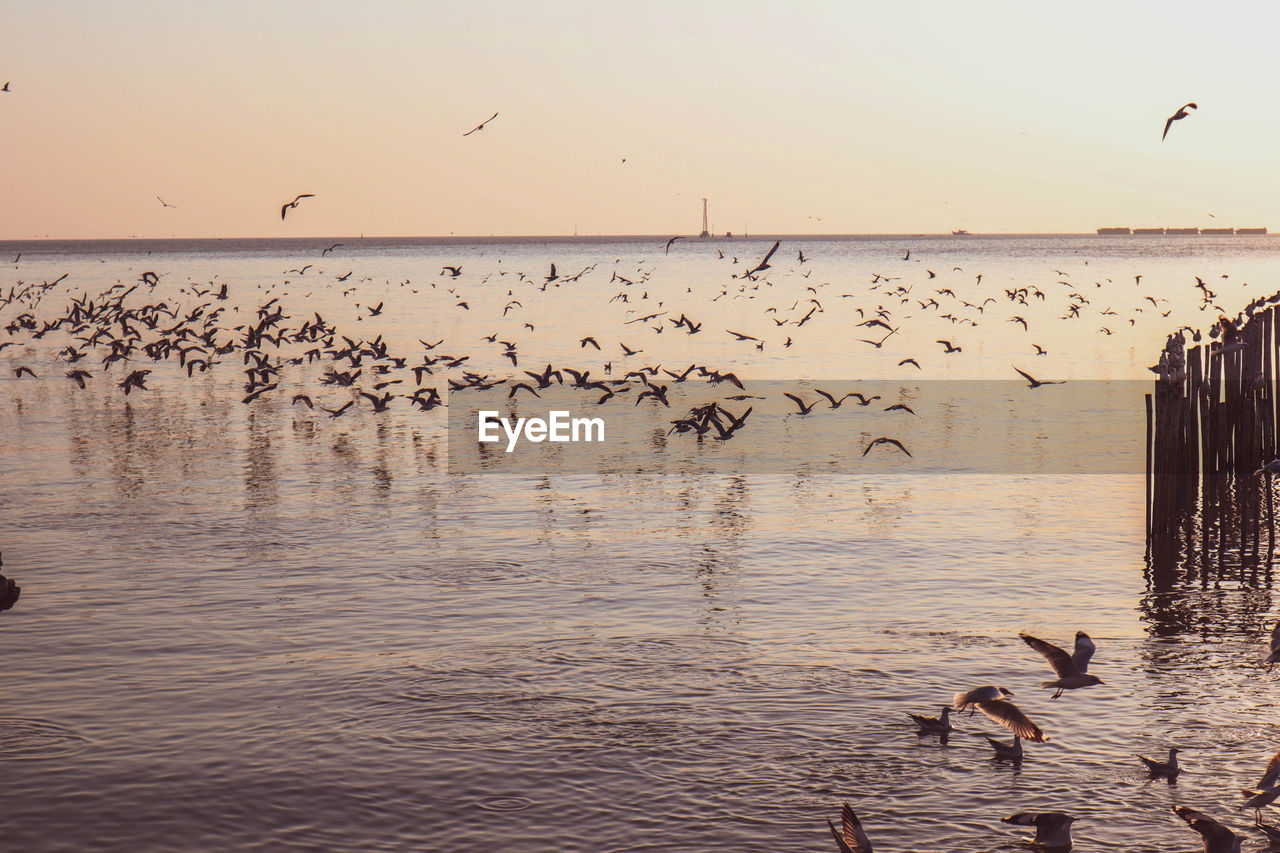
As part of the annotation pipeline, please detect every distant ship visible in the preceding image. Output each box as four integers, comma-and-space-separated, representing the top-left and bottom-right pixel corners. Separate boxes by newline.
951, 230, 970, 236
1095, 225, 1267, 236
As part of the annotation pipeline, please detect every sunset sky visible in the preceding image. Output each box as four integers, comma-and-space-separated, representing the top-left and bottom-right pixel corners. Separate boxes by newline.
3, 0, 1279, 239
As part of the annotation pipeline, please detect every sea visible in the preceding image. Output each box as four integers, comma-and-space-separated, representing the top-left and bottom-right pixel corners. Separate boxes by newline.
2, 234, 1279, 851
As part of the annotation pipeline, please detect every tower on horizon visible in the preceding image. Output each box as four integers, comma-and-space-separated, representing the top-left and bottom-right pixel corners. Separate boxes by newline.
699, 198, 709, 238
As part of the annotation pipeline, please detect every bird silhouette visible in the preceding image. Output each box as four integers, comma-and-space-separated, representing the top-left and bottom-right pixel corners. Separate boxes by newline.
280, 193, 315, 220
463, 111, 499, 136
1163, 102, 1197, 141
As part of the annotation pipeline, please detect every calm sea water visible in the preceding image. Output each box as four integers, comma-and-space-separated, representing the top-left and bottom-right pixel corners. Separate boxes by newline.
2, 235, 1280, 851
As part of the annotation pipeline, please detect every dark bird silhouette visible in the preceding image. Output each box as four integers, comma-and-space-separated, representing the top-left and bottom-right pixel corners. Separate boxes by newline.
741, 240, 780, 278
1013, 366, 1065, 389
936, 339, 962, 353
66, 369, 92, 388
664, 236, 683, 254
0, 82, 9, 93
13, 366, 36, 378
280, 193, 315, 220
863, 437, 911, 457
322, 243, 343, 256
119, 369, 151, 395
322, 401, 353, 418
462, 111, 499, 136
783, 393, 817, 415
156, 195, 176, 208
1173, 806, 1243, 853
0, 571, 18, 612
1163, 102, 1197, 141
898, 358, 922, 369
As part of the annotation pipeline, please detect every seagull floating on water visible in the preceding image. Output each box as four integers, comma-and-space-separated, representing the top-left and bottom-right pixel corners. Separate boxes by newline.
907, 705, 953, 735
1138, 747, 1181, 777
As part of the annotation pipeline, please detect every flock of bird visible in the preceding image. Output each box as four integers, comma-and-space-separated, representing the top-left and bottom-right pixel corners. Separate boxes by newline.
3, 227, 1264, 477
828, 626, 1280, 851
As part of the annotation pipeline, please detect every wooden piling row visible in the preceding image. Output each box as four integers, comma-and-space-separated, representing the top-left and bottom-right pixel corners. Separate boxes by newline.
1147, 303, 1280, 579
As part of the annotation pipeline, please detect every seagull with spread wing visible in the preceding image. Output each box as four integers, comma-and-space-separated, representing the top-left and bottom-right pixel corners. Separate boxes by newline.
463, 111, 499, 136
1163, 102, 1198, 141
1021, 632, 1103, 698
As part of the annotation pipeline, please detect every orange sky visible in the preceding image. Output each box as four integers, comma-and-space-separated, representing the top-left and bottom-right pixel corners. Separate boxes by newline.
3, 0, 1280, 238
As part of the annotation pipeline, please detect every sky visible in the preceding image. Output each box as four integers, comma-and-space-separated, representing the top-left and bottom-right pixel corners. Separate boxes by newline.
3, 0, 1280, 238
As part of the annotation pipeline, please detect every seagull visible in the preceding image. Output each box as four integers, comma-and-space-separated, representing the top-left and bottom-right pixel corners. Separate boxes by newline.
1013, 366, 1065, 388
280, 193, 315, 220
1002, 812, 1075, 848
1020, 633, 1103, 698
1257, 460, 1280, 478
985, 734, 1023, 762
1163, 102, 1198, 141
0, 82, 8, 93
953, 685, 1014, 713
863, 437, 911, 458
970, 698, 1048, 742
0, 571, 18, 612
1241, 786, 1280, 823
936, 339, 962, 354
156, 195, 176, 208
463, 111, 499, 136
1138, 747, 1181, 777
828, 803, 873, 853
664, 236, 683, 254
784, 393, 818, 415
741, 240, 780, 278
907, 705, 953, 734
1174, 806, 1243, 852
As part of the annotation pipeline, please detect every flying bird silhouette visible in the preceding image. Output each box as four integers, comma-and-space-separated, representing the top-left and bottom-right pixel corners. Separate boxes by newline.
1163, 102, 1197, 141
463, 111, 499, 136
280, 194, 315, 220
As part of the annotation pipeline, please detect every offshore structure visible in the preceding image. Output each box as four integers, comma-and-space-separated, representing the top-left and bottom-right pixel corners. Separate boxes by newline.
699, 198, 710, 238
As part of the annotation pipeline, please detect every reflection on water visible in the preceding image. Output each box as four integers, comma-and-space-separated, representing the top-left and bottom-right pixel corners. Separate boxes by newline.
6, 237, 1280, 849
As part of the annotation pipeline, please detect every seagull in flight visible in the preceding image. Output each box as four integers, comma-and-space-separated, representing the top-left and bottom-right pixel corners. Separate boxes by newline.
1173, 806, 1243, 852
1013, 366, 1065, 389
463, 111, 499, 136
281, 193, 315, 220
828, 803, 873, 853
156, 195, 176, 208
1021, 633, 1103, 698
1163, 102, 1198, 141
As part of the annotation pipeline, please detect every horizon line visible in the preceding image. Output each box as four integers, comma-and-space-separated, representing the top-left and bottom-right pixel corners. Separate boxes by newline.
0, 231, 1272, 245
